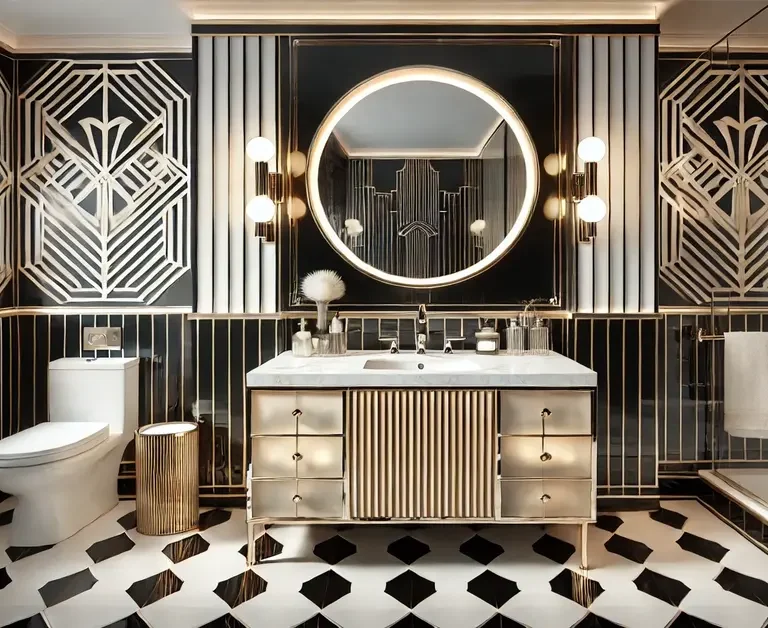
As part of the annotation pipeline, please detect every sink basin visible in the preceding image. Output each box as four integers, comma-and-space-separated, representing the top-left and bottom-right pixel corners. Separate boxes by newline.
363, 356, 482, 372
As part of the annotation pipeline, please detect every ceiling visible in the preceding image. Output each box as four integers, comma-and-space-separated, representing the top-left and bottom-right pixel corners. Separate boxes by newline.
0, 0, 766, 52
332, 82, 503, 158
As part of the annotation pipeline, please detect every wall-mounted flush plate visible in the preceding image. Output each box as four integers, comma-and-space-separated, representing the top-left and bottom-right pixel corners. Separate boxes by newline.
83, 327, 122, 351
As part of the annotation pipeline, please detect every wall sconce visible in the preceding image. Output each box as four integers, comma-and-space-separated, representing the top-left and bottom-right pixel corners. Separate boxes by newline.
246, 136, 283, 242
572, 136, 607, 241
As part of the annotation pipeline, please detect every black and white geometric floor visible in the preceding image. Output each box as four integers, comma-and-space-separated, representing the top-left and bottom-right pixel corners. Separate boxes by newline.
1, 494, 767, 628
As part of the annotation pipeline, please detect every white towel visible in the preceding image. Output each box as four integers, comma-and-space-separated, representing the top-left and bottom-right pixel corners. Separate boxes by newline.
724, 332, 768, 439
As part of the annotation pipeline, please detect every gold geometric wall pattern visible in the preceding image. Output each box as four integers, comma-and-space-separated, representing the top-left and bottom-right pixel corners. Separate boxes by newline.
660, 60, 768, 304
18, 60, 190, 304
0, 70, 11, 295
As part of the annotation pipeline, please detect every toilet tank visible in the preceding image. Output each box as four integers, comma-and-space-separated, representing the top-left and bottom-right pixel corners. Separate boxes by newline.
48, 357, 140, 435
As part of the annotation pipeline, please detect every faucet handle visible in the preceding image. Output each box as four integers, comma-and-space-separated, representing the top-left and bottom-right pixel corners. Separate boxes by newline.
443, 337, 466, 354
379, 337, 399, 354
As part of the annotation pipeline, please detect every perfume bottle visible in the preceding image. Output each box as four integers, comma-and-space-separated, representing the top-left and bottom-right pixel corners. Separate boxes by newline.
506, 318, 525, 355
528, 318, 550, 356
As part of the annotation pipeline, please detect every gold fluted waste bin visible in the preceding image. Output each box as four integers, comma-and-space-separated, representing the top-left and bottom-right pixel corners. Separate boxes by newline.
135, 422, 199, 535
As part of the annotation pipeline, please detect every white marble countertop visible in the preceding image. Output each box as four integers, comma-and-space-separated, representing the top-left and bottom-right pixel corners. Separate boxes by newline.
246, 350, 597, 389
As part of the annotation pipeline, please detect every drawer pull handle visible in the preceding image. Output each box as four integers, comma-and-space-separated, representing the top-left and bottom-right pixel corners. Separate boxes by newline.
541, 408, 552, 418
292, 452, 303, 461
540, 452, 552, 462
292, 409, 303, 417
292, 494, 302, 503
540, 494, 551, 503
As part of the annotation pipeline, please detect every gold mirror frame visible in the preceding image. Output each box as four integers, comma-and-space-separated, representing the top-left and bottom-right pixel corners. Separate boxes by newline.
306, 65, 540, 289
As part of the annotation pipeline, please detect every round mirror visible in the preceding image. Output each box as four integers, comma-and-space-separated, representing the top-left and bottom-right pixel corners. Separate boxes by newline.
306, 66, 539, 288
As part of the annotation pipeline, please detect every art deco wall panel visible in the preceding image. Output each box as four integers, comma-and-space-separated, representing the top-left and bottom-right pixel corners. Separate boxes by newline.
0, 52, 14, 308
660, 59, 768, 306
195, 36, 279, 314
16, 59, 192, 306
576, 35, 657, 314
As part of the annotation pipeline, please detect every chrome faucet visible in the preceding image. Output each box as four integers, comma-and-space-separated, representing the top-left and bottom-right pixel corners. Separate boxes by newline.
416, 304, 427, 354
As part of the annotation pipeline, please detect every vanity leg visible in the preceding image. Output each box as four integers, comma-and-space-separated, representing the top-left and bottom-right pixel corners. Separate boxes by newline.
579, 522, 589, 570
247, 522, 266, 567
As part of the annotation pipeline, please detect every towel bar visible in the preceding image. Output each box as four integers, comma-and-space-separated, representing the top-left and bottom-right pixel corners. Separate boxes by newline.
697, 328, 725, 342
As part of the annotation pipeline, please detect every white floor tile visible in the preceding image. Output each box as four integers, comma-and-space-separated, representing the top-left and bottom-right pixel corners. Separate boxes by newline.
500, 590, 588, 628
43, 580, 138, 628
680, 580, 768, 628
139, 587, 230, 628
230, 589, 320, 628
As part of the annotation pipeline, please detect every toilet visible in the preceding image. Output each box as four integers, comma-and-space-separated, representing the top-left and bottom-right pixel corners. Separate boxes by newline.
0, 357, 139, 547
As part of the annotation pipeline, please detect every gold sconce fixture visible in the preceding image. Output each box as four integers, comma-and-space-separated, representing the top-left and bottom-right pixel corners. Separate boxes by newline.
572, 136, 607, 242
246, 136, 283, 242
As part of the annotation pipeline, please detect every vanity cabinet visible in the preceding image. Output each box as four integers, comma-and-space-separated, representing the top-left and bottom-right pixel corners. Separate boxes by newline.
246, 387, 595, 526
249, 390, 345, 519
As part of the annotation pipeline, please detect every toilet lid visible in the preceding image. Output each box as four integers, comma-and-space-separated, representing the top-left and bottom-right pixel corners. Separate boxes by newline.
0, 422, 110, 467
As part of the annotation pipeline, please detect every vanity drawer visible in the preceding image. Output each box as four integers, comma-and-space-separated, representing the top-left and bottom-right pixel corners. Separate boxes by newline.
251, 436, 343, 478
251, 391, 343, 435
500, 390, 591, 435
250, 479, 344, 519
500, 479, 592, 518
500, 436, 592, 478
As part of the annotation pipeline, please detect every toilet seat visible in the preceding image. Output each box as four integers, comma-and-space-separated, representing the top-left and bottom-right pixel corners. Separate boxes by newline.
0, 422, 110, 468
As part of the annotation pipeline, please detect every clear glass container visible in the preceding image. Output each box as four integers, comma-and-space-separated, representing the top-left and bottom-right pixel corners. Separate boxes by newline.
475, 325, 500, 354
506, 319, 525, 355
527, 318, 550, 355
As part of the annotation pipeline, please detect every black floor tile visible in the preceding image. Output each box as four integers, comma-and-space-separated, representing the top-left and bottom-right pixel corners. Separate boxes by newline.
571, 613, 625, 627
385, 569, 437, 609
199, 615, 249, 628
550, 568, 604, 607
3, 614, 49, 628
0, 490, 9, 504
476, 614, 527, 628
86, 532, 135, 564
387, 535, 431, 565
532, 534, 576, 565
126, 569, 183, 607
292, 614, 341, 628
649, 507, 688, 530
676, 532, 729, 563
199, 509, 232, 531
0, 566, 10, 590
459, 534, 504, 565
634, 568, 691, 607
604, 534, 653, 564
715, 567, 768, 606
38, 567, 97, 607
386, 614, 437, 628
467, 570, 520, 608
162, 533, 210, 564
5, 544, 54, 562
594, 515, 623, 533
102, 613, 152, 628
313, 535, 357, 565
117, 510, 137, 531
214, 570, 268, 608
0, 508, 13, 526
239, 532, 284, 563
300, 569, 352, 609
666, 611, 722, 627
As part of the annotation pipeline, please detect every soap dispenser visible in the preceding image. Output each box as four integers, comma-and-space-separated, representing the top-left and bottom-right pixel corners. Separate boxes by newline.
475, 320, 500, 355
292, 319, 314, 357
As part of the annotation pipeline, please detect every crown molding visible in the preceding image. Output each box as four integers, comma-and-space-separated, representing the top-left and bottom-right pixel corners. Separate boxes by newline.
0, 21, 18, 52
660, 32, 768, 51
0, 31, 192, 54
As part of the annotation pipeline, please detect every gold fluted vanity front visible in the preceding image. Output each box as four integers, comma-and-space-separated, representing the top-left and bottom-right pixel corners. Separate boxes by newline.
135, 422, 199, 535
347, 389, 497, 519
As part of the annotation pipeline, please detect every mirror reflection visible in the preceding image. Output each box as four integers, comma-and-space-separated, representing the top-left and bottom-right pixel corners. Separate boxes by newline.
310, 69, 537, 285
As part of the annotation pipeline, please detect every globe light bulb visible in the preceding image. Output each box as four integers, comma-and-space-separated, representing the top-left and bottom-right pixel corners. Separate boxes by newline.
289, 151, 307, 177
246, 137, 275, 162
577, 137, 606, 163
246, 195, 276, 223
543, 194, 562, 221
543, 153, 562, 176
577, 195, 607, 223
287, 197, 307, 220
